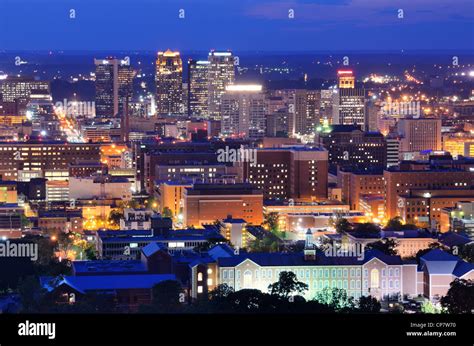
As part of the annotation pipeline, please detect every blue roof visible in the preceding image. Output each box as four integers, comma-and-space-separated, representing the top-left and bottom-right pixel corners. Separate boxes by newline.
73, 260, 146, 275
218, 249, 403, 267
453, 261, 474, 277
420, 249, 460, 262
208, 244, 235, 260
40, 274, 177, 292
223, 218, 247, 224
438, 232, 472, 248
142, 242, 167, 257
419, 249, 474, 277
381, 229, 436, 239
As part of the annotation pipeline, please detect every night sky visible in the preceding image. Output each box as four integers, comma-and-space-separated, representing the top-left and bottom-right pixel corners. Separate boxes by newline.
0, 0, 473, 51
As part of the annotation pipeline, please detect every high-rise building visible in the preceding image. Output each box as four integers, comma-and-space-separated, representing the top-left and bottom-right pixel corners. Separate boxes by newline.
94, 58, 134, 119
184, 183, 263, 227
384, 166, 474, 220
332, 69, 367, 127
0, 140, 101, 181
221, 84, 266, 139
386, 134, 401, 168
155, 50, 183, 115
0, 76, 50, 115
332, 88, 367, 127
292, 90, 321, 135
208, 51, 235, 119
188, 60, 210, 117
243, 146, 328, 202
397, 118, 442, 153
320, 125, 387, 171
117, 65, 136, 117
320, 89, 334, 124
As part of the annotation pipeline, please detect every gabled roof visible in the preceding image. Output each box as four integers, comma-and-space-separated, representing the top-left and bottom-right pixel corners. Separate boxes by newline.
438, 232, 472, 248
73, 260, 146, 275
142, 242, 168, 258
453, 261, 474, 277
40, 274, 177, 292
420, 249, 474, 277
420, 249, 460, 262
208, 244, 235, 260
217, 249, 404, 267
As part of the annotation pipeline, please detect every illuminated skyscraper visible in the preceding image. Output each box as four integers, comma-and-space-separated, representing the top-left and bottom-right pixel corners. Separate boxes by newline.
208, 51, 235, 119
188, 59, 210, 117
221, 84, 265, 139
332, 70, 367, 127
118, 65, 136, 117
155, 50, 183, 115
337, 70, 355, 89
95, 57, 134, 119
0, 76, 50, 115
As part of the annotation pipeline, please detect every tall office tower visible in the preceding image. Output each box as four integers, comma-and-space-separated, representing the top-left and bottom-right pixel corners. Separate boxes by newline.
366, 99, 381, 132
117, 64, 136, 118
26, 92, 62, 139
386, 134, 401, 168
188, 59, 210, 117
320, 89, 334, 124
397, 118, 442, 153
332, 69, 367, 127
208, 51, 235, 119
95, 58, 119, 118
0, 76, 50, 115
305, 90, 321, 133
95, 57, 134, 119
337, 70, 355, 89
332, 88, 367, 126
182, 82, 189, 116
221, 85, 266, 139
155, 50, 183, 115
320, 125, 387, 171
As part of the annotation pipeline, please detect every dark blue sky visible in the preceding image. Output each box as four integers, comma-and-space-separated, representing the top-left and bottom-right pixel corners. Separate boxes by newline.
1, 0, 473, 51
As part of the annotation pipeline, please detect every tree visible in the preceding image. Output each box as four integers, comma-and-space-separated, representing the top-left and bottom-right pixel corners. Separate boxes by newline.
18, 276, 42, 313
263, 212, 279, 232
56, 231, 75, 260
84, 244, 98, 260
209, 284, 234, 301
268, 271, 308, 298
314, 287, 355, 312
247, 237, 280, 253
358, 295, 381, 313
421, 301, 443, 314
354, 223, 380, 236
226, 289, 280, 313
458, 243, 474, 263
385, 217, 417, 231
335, 218, 352, 234
108, 209, 123, 228
151, 280, 183, 312
366, 238, 398, 256
162, 207, 173, 219
20, 214, 32, 228
440, 279, 474, 314
414, 242, 444, 262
